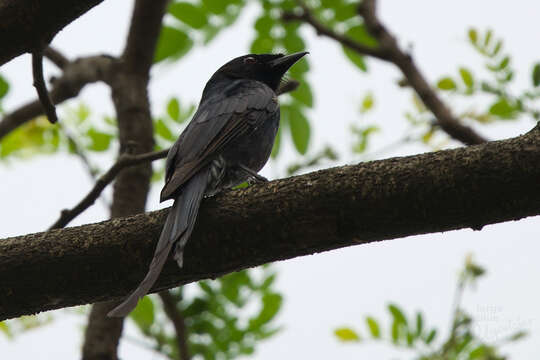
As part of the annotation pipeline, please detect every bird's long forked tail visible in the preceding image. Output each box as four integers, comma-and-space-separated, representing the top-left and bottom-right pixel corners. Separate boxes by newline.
107, 168, 210, 317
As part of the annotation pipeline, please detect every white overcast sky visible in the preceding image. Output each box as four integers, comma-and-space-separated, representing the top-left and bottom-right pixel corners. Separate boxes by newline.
1, 1, 539, 359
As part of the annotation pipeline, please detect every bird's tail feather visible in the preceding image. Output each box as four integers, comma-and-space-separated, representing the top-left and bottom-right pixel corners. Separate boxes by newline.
107, 168, 209, 317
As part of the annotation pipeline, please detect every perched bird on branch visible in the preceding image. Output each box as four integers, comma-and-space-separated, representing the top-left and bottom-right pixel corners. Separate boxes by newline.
108, 51, 308, 317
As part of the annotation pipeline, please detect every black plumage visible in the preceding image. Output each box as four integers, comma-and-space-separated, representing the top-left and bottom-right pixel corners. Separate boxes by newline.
108, 52, 308, 317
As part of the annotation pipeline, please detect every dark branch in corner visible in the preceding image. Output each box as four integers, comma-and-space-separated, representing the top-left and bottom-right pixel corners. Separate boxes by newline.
159, 291, 191, 360
283, 0, 488, 145
32, 48, 58, 124
49, 148, 169, 230
0, 0, 103, 66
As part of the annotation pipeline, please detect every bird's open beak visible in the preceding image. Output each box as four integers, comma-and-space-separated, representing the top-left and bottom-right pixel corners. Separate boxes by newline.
268, 51, 309, 72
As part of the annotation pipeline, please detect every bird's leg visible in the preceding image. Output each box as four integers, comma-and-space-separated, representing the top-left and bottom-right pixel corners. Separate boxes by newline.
237, 163, 268, 184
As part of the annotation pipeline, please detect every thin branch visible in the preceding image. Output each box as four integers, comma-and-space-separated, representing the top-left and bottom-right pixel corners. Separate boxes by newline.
282, 7, 388, 60
49, 148, 169, 230
283, 0, 488, 145
32, 48, 58, 124
43, 46, 70, 69
159, 291, 191, 360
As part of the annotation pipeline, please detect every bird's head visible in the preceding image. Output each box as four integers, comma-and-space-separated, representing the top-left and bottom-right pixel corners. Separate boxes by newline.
211, 52, 308, 91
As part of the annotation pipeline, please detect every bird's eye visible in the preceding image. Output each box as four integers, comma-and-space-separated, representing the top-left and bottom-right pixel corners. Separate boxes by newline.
243, 57, 257, 64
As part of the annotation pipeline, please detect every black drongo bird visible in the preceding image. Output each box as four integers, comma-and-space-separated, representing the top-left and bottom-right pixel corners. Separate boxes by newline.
108, 51, 308, 317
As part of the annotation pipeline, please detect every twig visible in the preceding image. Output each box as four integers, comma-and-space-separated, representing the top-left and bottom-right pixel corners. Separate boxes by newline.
43, 46, 70, 70
49, 148, 169, 230
284, 0, 488, 145
57, 123, 111, 209
277, 79, 300, 95
31, 48, 58, 124
159, 291, 191, 360
282, 6, 387, 60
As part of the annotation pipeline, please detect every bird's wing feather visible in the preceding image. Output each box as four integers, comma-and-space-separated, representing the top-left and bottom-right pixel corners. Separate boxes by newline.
161, 79, 277, 201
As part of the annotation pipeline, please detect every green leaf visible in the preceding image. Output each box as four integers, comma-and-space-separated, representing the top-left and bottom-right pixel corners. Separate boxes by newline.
250, 293, 282, 329
155, 118, 175, 141
334, 327, 361, 342
285, 106, 311, 154
0, 75, 9, 99
459, 67, 474, 88
169, 2, 207, 29
154, 26, 193, 63
261, 273, 277, 290
87, 128, 113, 151
202, 0, 228, 14
424, 329, 437, 344
388, 304, 408, 326
360, 93, 374, 113
498, 56, 510, 70
250, 36, 275, 53
391, 320, 399, 343
254, 15, 275, 34
365, 317, 380, 338
342, 46, 367, 72
437, 77, 456, 90
489, 98, 518, 119
346, 24, 378, 47
468, 28, 478, 45
283, 32, 305, 53
492, 40, 503, 56
507, 330, 527, 342
532, 63, 540, 87
130, 296, 155, 330
484, 29, 493, 46
290, 82, 313, 107
0, 321, 12, 338
167, 97, 180, 122
270, 123, 281, 159
469, 345, 486, 358
334, 3, 357, 21
415, 312, 423, 337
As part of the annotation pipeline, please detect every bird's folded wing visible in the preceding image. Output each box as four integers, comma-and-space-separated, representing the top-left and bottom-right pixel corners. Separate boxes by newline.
160, 80, 278, 201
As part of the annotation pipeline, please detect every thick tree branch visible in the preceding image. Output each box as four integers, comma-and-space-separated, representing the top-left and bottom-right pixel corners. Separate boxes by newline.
0, 55, 115, 140
49, 149, 169, 230
1, 125, 538, 321
123, 0, 169, 76
0, 0, 103, 66
283, 0, 488, 145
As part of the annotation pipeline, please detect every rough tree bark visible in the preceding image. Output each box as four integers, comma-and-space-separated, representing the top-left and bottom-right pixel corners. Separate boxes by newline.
80, 1, 167, 359
1, 124, 538, 321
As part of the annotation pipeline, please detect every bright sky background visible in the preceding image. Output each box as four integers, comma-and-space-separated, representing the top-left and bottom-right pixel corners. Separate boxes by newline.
1, 1, 539, 359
